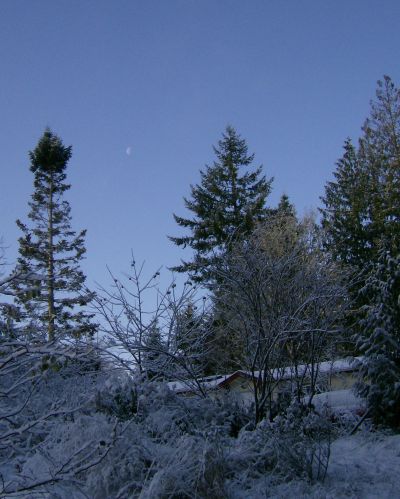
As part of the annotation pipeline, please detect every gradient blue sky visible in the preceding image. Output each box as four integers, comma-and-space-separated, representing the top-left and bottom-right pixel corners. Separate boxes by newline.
1, 0, 399, 290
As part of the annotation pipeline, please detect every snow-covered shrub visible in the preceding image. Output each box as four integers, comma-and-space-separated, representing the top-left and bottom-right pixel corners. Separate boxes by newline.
18, 411, 116, 497
269, 401, 333, 483
224, 401, 332, 498
141, 433, 227, 499
227, 419, 276, 483
82, 374, 258, 497
0, 339, 116, 497
82, 377, 240, 498
83, 419, 156, 499
1, 333, 337, 497
215, 394, 254, 437
228, 400, 332, 490
95, 372, 252, 442
95, 371, 139, 420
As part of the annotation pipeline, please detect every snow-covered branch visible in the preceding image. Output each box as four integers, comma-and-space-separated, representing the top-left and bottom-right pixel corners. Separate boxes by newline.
94, 258, 213, 392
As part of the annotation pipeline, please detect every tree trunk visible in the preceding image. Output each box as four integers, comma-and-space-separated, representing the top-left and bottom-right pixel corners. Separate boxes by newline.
48, 177, 55, 342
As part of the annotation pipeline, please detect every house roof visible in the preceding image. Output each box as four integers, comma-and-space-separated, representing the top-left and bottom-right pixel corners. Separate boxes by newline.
167, 357, 361, 395
166, 373, 232, 394
247, 357, 361, 382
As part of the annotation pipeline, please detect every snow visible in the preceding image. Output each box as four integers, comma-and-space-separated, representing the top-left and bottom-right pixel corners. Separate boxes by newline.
250, 356, 363, 382
2, 346, 400, 498
167, 373, 231, 394
307, 389, 365, 413
232, 432, 400, 498
324, 432, 400, 498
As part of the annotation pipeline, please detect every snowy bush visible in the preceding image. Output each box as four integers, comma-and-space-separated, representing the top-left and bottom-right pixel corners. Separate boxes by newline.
95, 371, 139, 420
141, 434, 227, 499
80, 375, 250, 497
0, 333, 338, 497
83, 419, 156, 499
0, 338, 117, 497
268, 401, 333, 483
226, 401, 333, 496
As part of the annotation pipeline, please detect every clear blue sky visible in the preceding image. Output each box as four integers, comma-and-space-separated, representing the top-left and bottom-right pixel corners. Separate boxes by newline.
1, 0, 399, 290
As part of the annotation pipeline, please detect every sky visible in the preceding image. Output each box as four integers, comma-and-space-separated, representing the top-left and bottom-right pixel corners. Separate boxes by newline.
1, 0, 399, 292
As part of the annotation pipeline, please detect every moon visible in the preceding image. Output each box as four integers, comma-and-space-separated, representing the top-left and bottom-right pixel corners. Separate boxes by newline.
126, 146, 132, 156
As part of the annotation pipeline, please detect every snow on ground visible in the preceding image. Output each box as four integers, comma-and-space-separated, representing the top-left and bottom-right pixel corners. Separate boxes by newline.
324, 431, 400, 499
310, 389, 365, 413
242, 431, 400, 499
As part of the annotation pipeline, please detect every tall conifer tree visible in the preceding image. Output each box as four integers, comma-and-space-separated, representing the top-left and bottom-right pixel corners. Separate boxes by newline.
360, 75, 400, 257
14, 129, 95, 341
320, 76, 400, 270
275, 193, 296, 219
320, 76, 400, 347
320, 139, 369, 267
169, 126, 272, 284
355, 249, 400, 427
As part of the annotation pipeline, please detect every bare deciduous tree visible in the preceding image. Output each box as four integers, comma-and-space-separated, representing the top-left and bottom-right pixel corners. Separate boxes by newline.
93, 258, 213, 395
214, 214, 349, 422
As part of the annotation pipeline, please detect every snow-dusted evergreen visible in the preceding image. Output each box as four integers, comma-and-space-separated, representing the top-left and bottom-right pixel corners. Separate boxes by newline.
355, 249, 400, 427
13, 129, 95, 341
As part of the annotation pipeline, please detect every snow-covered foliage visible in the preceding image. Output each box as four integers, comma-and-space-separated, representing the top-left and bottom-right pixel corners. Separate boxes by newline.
1, 250, 398, 497
225, 400, 333, 497
78, 376, 336, 498
0, 334, 113, 497
1, 334, 399, 498
229, 431, 400, 498
267, 401, 333, 482
90, 375, 250, 496
355, 250, 400, 427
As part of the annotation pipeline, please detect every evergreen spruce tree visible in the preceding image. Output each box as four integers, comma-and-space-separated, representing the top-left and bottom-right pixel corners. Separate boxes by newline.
355, 249, 400, 427
142, 323, 166, 380
274, 193, 297, 220
320, 78, 400, 351
320, 76, 400, 270
173, 302, 219, 375
320, 139, 370, 268
359, 75, 400, 257
14, 129, 95, 342
169, 126, 272, 284
361, 75, 400, 166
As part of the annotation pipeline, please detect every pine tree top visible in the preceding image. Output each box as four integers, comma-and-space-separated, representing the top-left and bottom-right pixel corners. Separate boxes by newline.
29, 128, 72, 174
169, 126, 272, 284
